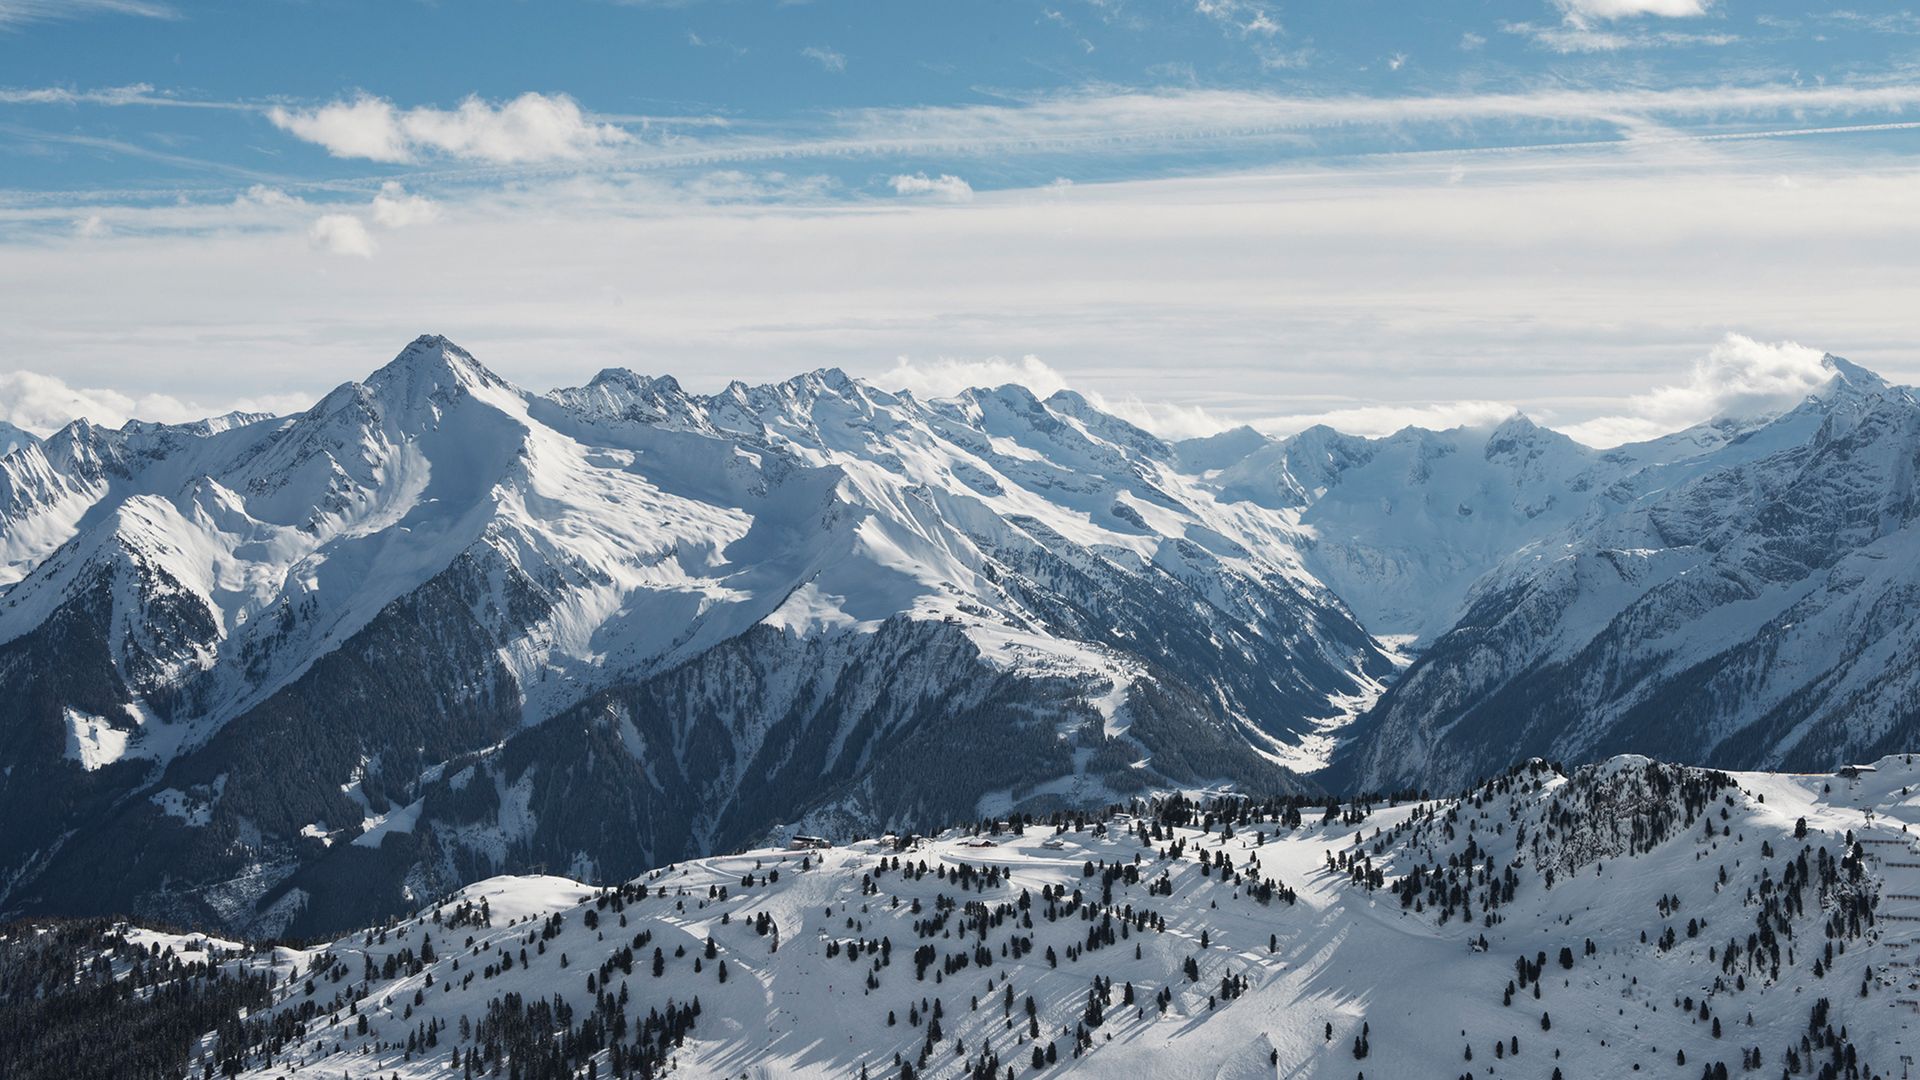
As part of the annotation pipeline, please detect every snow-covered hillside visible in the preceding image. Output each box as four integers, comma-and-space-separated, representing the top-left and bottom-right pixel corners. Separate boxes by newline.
11, 755, 1919, 1080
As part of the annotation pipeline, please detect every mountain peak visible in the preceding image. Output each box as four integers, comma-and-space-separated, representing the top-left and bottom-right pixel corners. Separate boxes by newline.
1821, 353, 1889, 396
764, 367, 862, 405
1488, 411, 1540, 436
366, 335, 508, 399
810, 366, 855, 390
586, 368, 683, 397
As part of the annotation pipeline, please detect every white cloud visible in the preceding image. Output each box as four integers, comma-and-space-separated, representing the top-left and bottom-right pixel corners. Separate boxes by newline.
875, 346, 1835, 445
268, 96, 410, 162
266, 92, 629, 164
1529, 0, 1719, 51
0, 370, 169, 434
0, 370, 309, 435
875, 355, 1500, 444
234, 184, 301, 212
308, 214, 376, 257
1819, 10, 1920, 34
889, 172, 973, 200
801, 45, 847, 72
0, 82, 252, 114
801, 84, 1920, 167
73, 214, 108, 238
23, 79, 1920, 179
1561, 334, 1833, 446
0, 0, 174, 27
370, 182, 440, 228
0, 83, 171, 106
1255, 401, 1520, 439
680, 169, 836, 203
5, 137, 1918, 440
881, 355, 1070, 400
1194, 0, 1281, 37
1510, 21, 1736, 51
877, 355, 1233, 441
1557, 0, 1709, 20
1084, 395, 1237, 441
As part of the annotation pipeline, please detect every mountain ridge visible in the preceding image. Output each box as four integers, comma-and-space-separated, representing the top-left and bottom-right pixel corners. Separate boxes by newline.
0, 336, 1385, 936
1, 337, 1914, 937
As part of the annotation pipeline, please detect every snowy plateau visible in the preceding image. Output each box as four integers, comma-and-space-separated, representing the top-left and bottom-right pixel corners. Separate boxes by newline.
7, 756, 1919, 1080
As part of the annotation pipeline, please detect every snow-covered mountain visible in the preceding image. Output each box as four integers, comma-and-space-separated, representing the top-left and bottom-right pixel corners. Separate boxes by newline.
1327, 358, 1920, 792
0, 336, 1388, 937
1182, 414, 1611, 644
6, 755, 1911, 1080
6, 335, 1919, 939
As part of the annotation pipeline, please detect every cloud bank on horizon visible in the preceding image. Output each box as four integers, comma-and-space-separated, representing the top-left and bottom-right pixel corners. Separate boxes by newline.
0, 331, 1852, 453
1, 0, 1916, 445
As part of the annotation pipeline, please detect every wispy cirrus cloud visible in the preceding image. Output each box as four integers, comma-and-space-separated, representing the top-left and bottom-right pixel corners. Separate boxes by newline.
17, 80, 1920, 178
0, 83, 238, 108
1507, 21, 1736, 52
804, 83, 1920, 164
1194, 0, 1281, 37
266, 92, 629, 164
1817, 10, 1920, 35
800, 45, 846, 72
0, 0, 175, 28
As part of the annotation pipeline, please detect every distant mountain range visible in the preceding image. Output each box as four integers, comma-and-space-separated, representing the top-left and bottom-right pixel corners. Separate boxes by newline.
1, 335, 1914, 936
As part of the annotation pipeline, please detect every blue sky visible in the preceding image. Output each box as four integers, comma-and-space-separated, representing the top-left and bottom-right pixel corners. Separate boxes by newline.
3, 0, 1920, 443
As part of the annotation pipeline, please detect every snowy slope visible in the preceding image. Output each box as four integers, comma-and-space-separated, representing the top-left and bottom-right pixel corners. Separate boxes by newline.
42, 754, 1920, 1080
